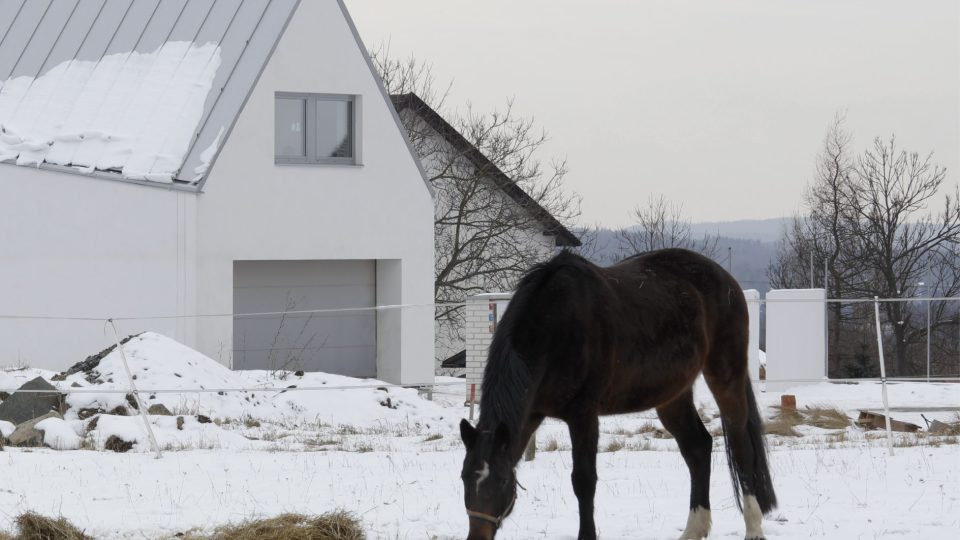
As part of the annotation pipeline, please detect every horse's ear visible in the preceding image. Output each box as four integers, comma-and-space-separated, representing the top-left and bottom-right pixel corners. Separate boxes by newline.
494, 422, 511, 450
460, 419, 477, 449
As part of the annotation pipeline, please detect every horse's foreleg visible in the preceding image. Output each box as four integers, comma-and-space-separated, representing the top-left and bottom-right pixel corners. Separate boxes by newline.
568, 415, 599, 540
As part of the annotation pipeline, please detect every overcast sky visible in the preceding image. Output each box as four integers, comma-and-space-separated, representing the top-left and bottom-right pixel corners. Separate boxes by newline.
347, 1, 959, 227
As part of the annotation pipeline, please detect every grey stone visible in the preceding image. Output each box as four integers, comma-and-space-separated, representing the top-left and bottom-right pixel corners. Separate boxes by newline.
8, 411, 62, 447
0, 377, 64, 425
147, 404, 173, 416
77, 408, 101, 420
928, 419, 960, 435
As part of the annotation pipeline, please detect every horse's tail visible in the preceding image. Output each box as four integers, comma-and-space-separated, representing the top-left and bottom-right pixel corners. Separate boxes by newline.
722, 380, 777, 514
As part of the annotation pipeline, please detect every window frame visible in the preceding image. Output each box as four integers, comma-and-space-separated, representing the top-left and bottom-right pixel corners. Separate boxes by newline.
274, 92, 361, 166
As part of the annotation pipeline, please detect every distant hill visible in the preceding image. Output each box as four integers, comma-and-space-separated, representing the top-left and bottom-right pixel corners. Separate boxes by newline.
576, 218, 786, 294
689, 218, 790, 243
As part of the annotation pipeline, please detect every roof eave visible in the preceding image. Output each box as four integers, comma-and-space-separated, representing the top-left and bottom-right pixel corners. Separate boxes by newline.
392, 93, 580, 247
0, 160, 200, 193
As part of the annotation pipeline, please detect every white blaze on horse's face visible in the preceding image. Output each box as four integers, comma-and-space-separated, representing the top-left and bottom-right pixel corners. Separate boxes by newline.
475, 460, 490, 495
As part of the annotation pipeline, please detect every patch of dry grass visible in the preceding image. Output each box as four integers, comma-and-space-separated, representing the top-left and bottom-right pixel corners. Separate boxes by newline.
180, 512, 364, 540
542, 437, 564, 452
825, 430, 847, 443
601, 438, 625, 452
652, 428, 674, 439
764, 408, 804, 437
626, 439, 653, 451
803, 405, 851, 429
610, 422, 659, 436
3, 513, 92, 540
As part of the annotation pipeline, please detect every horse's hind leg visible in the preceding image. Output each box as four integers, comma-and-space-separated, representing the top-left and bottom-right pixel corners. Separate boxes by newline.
704, 347, 777, 540
657, 390, 713, 540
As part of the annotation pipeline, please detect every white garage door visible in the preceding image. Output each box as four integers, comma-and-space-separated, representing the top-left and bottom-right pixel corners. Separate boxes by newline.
233, 260, 376, 377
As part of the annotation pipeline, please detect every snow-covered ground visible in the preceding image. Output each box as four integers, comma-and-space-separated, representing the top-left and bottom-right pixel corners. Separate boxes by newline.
1, 442, 956, 539
0, 333, 957, 538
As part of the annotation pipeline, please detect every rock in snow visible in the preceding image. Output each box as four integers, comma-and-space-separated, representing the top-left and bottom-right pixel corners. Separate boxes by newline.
0, 376, 64, 425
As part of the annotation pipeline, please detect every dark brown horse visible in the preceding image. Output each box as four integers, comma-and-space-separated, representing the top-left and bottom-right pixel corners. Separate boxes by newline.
459, 249, 776, 540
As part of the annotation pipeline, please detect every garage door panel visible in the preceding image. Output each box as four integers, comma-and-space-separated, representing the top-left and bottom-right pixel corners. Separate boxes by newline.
234, 285, 375, 313
233, 260, 376, 376
234, 313, 376, 349
234, 260, 375, 288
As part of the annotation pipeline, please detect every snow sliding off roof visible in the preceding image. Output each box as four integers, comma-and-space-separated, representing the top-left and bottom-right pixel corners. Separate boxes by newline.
0, 0, 298, 185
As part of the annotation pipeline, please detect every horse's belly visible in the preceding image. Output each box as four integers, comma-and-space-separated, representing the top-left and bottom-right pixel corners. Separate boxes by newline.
598, 363, 701, 413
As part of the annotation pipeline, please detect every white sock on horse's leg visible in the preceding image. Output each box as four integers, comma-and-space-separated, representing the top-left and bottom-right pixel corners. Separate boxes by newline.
678, 506, 711, 540
743, 495, 765, 539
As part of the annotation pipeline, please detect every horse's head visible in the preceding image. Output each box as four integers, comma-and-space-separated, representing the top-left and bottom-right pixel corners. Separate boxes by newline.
459, 419, 517, 540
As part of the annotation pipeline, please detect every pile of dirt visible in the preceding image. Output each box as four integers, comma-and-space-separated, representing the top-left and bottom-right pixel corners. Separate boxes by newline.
52, 332, 280, 421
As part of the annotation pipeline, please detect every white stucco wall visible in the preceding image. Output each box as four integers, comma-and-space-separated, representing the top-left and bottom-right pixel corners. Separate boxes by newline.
0, 170, 197, 370
194, 0, 434, 384
0, 1, 434, 384
744, 289, 761, 383
765, 288, 827, 391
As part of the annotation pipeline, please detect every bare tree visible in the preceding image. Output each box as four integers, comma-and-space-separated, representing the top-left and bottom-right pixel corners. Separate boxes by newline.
768, 115, 869, 372
769, 115, 860, 291
616, 195, 718, 258
370, 45, 582, 355
848, 136, 960, 375
770, 116, 960, 376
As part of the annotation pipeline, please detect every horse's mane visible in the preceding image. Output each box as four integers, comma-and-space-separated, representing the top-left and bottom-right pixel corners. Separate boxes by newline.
479, 251, 594, 438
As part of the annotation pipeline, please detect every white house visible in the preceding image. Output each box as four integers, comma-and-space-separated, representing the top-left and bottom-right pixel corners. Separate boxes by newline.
390, 93, 580, 367
0, 0, 434, 384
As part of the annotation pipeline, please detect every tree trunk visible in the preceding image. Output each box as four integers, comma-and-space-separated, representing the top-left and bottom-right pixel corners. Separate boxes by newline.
892, 324, 911, 376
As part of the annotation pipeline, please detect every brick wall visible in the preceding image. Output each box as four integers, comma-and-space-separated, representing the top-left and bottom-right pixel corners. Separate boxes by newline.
465, 292, 512, 402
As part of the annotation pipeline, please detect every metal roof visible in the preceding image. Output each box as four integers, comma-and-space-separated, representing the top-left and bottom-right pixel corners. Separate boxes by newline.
0, 0, 298, 185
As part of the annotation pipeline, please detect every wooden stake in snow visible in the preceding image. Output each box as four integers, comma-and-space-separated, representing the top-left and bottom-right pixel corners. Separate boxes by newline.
469, 383, 476, 422
780, 395, 797, 410
108, 320, 163, 459
873, 297, 894, 456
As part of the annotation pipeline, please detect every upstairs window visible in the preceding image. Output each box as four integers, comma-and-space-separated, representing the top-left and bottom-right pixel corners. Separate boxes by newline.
274, 93, 358, 165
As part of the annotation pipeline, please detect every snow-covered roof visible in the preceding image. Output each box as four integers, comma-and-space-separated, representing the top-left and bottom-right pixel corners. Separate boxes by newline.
0, 0, 298, 186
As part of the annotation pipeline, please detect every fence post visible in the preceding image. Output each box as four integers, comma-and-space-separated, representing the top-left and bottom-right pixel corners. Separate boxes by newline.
872, 298, 894, 456
108, 320, 163, 459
